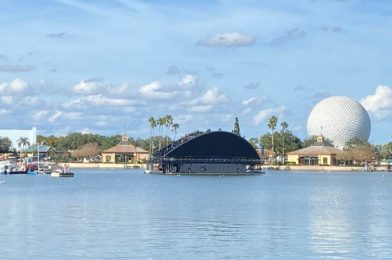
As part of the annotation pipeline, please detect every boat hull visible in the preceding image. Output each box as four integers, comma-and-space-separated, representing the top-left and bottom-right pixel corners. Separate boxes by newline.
51, 172, 74, 177
8, 171, 28, 175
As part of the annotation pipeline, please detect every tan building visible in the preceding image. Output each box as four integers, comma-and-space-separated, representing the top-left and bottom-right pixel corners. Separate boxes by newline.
101, 135, 149, 163
287, 135, 343, 166
287, 146, 343, 166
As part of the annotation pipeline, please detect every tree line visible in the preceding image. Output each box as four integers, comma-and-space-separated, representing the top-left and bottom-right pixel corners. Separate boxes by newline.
1, 113, 391, 165
251, 115, 392, 165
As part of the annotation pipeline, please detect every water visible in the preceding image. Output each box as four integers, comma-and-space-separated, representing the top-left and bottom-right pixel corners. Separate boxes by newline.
1, 169, 392, 259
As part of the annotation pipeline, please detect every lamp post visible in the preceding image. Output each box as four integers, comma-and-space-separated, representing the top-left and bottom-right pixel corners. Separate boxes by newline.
37, 142, 40, 173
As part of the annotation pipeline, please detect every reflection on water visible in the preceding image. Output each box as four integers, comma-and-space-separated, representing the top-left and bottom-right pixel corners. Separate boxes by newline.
1, 170, 392, 259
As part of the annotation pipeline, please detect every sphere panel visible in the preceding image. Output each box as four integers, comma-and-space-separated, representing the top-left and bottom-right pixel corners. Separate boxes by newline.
307, 96, 371, 148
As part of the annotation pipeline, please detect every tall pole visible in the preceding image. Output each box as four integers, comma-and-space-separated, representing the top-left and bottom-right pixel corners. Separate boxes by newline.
37, 142, 39, 173
282, 129, 285, 165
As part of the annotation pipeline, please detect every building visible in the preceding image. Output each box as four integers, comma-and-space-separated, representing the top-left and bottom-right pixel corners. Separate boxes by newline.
101, 135, 148, 163
0, 127, 37, 150
287, 136, 343, 166
25, 145, 55, 160
152, 130, 262, 174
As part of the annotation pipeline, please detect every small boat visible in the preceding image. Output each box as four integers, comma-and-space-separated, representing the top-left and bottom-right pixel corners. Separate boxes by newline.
51, 164, 74, 177
144, 169, 152, 174
51, 171, 74, 177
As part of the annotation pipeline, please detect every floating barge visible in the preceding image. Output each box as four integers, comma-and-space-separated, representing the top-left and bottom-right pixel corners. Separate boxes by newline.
147, 130, 264, 175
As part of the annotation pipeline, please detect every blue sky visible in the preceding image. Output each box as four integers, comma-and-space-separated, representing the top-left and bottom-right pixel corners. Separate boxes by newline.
0, 0, 391, 144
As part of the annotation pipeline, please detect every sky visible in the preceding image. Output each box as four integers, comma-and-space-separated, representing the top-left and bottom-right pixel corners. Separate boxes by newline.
0, 0, 391, 144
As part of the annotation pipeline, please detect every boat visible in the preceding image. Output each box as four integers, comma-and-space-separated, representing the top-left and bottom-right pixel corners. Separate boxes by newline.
51, 164, 74, 177
149, 131, 265, 176
51, 171, 74, 177
0, 160, 13, 174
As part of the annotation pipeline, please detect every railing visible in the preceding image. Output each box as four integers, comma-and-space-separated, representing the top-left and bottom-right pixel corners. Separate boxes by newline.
154, 130, 205, 157
153, 156, 262, 165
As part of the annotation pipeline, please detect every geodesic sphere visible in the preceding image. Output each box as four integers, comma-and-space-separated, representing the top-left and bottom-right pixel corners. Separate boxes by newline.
307, 96, 371, 148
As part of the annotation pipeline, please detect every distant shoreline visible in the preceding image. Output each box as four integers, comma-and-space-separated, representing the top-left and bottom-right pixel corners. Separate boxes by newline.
266, 165, 391, 172
58, 162, 146, 169
59, 163, 391, 172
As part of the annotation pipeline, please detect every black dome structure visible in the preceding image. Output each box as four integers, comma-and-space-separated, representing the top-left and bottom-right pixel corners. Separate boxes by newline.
152, 130, 262, 174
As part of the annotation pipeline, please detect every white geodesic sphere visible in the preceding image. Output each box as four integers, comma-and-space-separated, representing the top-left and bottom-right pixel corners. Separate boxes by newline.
307, 96, 371, 148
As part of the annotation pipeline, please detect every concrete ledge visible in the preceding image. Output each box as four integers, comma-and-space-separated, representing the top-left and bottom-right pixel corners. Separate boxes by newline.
271, 165, 390, 172
57, 162, 146, 169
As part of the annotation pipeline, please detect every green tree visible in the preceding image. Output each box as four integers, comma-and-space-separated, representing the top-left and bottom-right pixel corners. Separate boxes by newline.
100, 135, 122, 150
260, 131, 302, 158
157, 117, 165, 150
345, 137, 369, 150
17, 137, 30, 158
171, 123, 180, 141
0, 137, 12, 152
148, 116, 157, 155
164, 114, 173, 146
385, 142, 392, 158
280, 121, 288, 164
233, 116, 240, 135
302, 135, 334, 148
248, 137, 259, 149
267, 116, 278, 161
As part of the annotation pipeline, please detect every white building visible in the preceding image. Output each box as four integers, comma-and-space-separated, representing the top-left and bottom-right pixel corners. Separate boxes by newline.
0, 127, 37, 150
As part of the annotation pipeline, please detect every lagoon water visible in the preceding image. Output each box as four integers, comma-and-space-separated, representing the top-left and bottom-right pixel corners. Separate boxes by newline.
1, 169, 392, 259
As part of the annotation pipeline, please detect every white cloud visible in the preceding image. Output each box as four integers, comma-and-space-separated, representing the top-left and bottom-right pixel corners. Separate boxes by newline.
62, 99, 84, 109
63, 112, 83, 120
48, 110, 63, 123
109, 83, 130, 96
184, 87, 228, 113
0, 78, 29, 95
1, 96, 14, 105
96, 121, 108, 127
84, 95, 130, 106
177, 114, 193, 124
242, 97, 257, 105
197, 32, 256, 47
361, 85, 392, 119
190, 105, 213, 113
0, 109, 10, 115
32, 110, 49, 121
73, 80, 105, 94
241, 107, 252, 115
200, 87, 228, 105
139, 81, 176, 100
253, 106, 285, 126
179, 74, 198, 88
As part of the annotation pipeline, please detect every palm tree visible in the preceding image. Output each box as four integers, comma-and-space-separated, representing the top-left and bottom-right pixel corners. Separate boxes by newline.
281, 121, 288, 164
171, 123, 180, 141
148, 116, 156, 155
164, 114, 173, 146
268, 116, 278, 164
158, 117, 165, 150
17, 137, 30, 160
